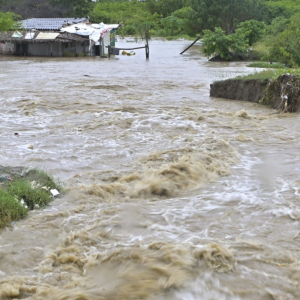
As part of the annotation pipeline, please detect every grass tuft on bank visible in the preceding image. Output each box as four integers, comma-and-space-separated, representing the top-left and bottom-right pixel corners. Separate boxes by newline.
0, 189, 28, 228
247, 62, 286, 69
0, 168, 63, 229
232, 69, 300, 81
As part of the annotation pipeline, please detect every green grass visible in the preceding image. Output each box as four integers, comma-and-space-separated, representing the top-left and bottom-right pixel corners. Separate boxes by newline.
0, 189, 28, 228
0, 168, 63, 228
8, 180, 53, 210
25, 169, 63, 193
232, 69, 300, 81
247, 62, 286, 69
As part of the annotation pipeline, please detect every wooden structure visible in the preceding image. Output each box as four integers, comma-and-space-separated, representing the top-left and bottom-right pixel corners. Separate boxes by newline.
107, 28, 150, 59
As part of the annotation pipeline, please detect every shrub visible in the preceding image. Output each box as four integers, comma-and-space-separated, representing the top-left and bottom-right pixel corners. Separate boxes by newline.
0, 189, 28, 228
201, 27, 249, 60
7, 180, 53, 211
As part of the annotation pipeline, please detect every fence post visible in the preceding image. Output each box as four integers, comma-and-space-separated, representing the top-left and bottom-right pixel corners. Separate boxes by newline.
108, 45, 111, 58
145, 25, 149, 59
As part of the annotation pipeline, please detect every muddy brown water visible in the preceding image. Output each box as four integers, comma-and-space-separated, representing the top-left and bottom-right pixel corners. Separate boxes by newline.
1, 40, 300, 300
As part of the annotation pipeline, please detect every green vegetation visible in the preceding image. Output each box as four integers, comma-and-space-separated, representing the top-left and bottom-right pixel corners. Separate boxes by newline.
247, 62, 286, 69
232, 69, 300, 81
2, 0, 300, 64
51, 0, 93, 17
0, 168, 63, 228
0, 11, 20, 31
202, 27, 250, 60
266, 13, 300, 67
0, 189, 28, 228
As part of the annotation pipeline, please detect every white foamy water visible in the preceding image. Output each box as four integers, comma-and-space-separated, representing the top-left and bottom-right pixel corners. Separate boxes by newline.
1, 40, 300, 300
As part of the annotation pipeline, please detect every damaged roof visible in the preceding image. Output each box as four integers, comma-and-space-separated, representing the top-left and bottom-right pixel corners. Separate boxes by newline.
0, 31, 89, 43
21, 18, 88, 30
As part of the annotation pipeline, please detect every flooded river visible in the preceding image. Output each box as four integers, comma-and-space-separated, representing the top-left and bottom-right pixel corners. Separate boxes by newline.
1, 40, 300, 299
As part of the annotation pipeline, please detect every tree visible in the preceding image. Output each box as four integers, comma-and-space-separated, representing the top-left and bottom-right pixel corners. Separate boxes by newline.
0, 0, 72, 18
146, 0, 187, 18
172, 6, 194, 35
237, 19, 265, 46
201, 27, 249, 60
188, 0, 267, 35
160, 15, 182, 36
90, 0, 160, 37
268, 13, 300, 67
51, 0, 94, 17
0, 12, 20, 32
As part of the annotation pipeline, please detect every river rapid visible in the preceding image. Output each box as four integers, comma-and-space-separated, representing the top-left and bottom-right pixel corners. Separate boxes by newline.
1, 40, 300, 300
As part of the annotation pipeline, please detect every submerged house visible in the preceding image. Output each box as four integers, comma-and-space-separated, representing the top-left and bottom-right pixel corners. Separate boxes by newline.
0, 18, 119, 57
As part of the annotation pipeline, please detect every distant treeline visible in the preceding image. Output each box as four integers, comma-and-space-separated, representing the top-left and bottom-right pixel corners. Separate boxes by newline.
1, 0, 300, 66
0, 0, 296, 35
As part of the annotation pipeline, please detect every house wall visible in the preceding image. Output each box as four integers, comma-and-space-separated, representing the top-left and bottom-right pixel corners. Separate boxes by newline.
62, 43, 88, 57
28, 42, 62, 56
0, 42, 15, 55
1, 41, 93, 57
27, 42, 89, 57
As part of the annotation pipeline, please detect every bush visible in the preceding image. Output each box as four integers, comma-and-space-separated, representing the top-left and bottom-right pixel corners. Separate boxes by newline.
267, 13, 300, 67
8, 180, 53, 210
201, 27, 249, 60
25, 169, 63, 192
0, 189, 28, 228
124, 24, 137, 35
0, 168, 64, 228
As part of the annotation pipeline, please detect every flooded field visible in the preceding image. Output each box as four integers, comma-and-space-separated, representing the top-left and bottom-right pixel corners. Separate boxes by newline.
1, 40, 300, 299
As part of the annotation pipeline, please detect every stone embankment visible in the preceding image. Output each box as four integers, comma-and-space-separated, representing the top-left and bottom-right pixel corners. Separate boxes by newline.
210, 74, 300, 112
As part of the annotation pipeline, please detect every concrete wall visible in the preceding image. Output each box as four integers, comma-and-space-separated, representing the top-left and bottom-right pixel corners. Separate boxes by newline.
28, 42, 62, 56
0, 41, 89, 57
28, 42, 89, 57
62, 43, 89, 57
0, 42, 15, 55
0, 41, 98, 57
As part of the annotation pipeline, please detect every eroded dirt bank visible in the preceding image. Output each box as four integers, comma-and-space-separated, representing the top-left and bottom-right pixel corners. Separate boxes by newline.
210, 74, 300, 112
210, 79, 269, 103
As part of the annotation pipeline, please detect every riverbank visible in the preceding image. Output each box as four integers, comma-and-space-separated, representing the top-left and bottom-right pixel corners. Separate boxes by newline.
0, 167, 62, 228
210, 70, 300, 112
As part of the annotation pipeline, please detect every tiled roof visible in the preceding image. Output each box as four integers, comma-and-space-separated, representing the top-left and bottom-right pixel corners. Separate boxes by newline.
21, 18, 88, 30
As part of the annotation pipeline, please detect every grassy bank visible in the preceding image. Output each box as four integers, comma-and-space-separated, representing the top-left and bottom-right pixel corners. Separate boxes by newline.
0, 168, 63, 228
232, 69, 300, 81
247, 62, 286, 69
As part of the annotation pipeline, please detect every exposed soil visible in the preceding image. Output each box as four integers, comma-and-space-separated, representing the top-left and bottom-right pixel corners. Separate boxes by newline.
210, 74, 300, 112
210, 79, 269, 103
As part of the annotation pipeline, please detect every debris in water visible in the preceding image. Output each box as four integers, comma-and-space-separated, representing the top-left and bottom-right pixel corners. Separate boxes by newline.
50, 189, 60, 197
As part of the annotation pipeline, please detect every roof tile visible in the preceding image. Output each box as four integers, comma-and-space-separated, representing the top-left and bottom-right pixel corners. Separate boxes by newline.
21, 18, 87, 30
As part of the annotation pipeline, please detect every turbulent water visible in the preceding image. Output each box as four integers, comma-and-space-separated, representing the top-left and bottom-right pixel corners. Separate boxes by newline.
1, 39, 300, 300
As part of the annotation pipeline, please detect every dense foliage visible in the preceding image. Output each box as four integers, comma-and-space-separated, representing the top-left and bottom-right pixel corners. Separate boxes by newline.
202, 27, 250, 60
0, 11, 20, 31
267, 13, 300, 67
